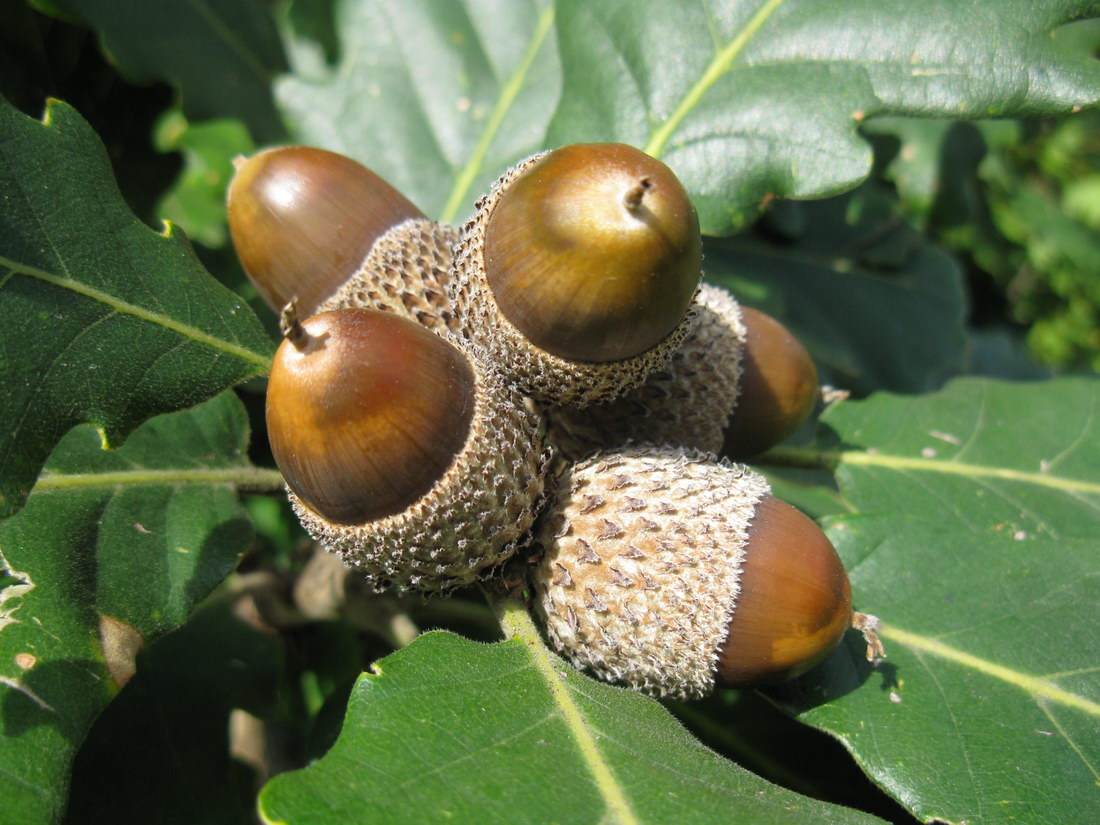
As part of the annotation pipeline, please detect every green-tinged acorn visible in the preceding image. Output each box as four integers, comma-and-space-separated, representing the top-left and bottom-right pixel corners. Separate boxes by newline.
545, 284, 820, 460
228, 145, 457, 333
534, 446, 882, 698
450, 143, 703, 407
267, 306, 549, 592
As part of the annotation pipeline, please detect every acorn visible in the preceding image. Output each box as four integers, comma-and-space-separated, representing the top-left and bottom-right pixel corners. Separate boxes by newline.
267, 306, 549, 592
544, 283, 820, 460
534, 447, 882, 699
450, 143, 703, 407
228, 146, 458, 333
723, 306, 819, 458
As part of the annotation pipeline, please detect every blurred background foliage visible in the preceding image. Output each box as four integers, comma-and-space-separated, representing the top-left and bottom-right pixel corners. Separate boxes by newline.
863, 18, 1100, 374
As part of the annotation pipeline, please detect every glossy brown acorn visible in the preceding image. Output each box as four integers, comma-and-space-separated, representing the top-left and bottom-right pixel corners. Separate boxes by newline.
266, 307, 474, 526
723, 307, 819, 458
450, 143, 703, 406
228, 146, 423, 318
483, 143, 702, 363
266, 307, 549, 593
716, 496, 853, 685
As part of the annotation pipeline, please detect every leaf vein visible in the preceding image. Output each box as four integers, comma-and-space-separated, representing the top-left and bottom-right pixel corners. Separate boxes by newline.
1037, 699, 1100, 785
840, 451, 1100, 496
645, 0, 788, 158
495, 599, 639, 825
0, 257, 271, 369
440, 3, 555, 223
32, 467, 285, 493
882, 624, 1100, 718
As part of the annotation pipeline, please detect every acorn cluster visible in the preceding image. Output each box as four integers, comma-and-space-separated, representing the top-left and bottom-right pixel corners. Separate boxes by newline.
228, 144, 882, 699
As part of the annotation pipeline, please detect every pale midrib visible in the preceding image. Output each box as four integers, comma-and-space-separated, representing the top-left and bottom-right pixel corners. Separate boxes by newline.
34, 467, 285, 492
881, 624, 1100, 717
439, 4, 556, 224
496, 599, 639, 825
840, 451, 1100, 496
3, 257, 272, 371
644, 0, 788, 159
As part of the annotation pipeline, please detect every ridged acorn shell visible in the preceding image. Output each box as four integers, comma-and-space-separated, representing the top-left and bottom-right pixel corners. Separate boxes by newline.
534, 446, 770, 699
449, 152, 697, 408
544, 283, 746, 459
318, 218, 459, 336
290, 343, 550, 593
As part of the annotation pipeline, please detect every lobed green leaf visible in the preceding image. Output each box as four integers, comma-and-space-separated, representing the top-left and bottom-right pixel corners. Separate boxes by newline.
549, 0, 1100, 233
769, 376, 1100, 825
259, 617, 888, 825
0, 97, 275, 518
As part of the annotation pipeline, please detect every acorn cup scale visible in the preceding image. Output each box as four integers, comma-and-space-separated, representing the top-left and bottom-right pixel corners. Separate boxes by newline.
450, 144, 703, 407
533, 447, 881, 698
544, 282, 748, 458
319, 219, 460, 335
544, 283, 822, 461
266, 307, 549, 593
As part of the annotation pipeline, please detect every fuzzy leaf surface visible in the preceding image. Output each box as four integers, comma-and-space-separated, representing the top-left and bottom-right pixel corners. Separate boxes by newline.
259, 628, 887, 825
771, 376, 1100, 825
0, 97, 274, 518
0, 391, 265, 825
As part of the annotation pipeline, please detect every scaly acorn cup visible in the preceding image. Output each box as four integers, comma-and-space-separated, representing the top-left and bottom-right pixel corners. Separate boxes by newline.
544, 284, 820, 460
267, 306, 549, 593
534, 447, 882, 699
319, 218, 460, 336
544, 283, 747, 458
450, 143, 703, 407
228, 146, 457, 333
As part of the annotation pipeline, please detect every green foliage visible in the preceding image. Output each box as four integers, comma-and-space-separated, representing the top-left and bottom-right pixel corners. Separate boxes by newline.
0, 97, 274, 518
260, 623, 887, 825
1, 2, 1098, 825
977, 112, 1100, 370
0, 392, 271, 825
